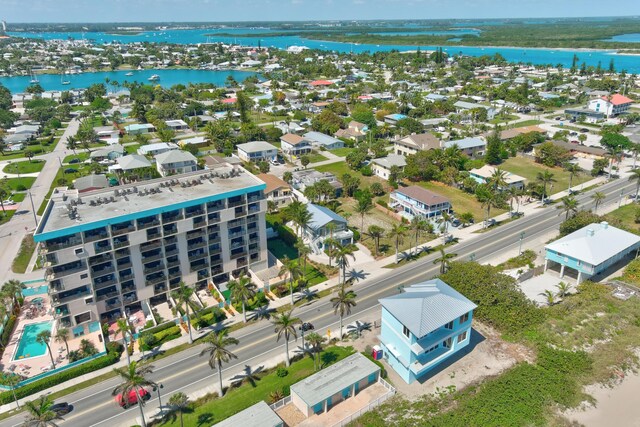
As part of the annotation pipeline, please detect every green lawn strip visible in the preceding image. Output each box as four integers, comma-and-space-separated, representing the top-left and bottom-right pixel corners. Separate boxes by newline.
501, 157, 591, 193
124, 144, 141, 155
62, 152, 90, 163
604, 204, 640, 234
305, 152, 329, 163
267, 237, 328, 286
3, 177, 37, 191
0, 210, 16, 226
11, 193, 26, 202
330, 147, 356, 157
12, 234, 36, 274
152, 346, 355, 427
416, 181, 504, 222
508, 119, 544, 127
2, 160, 46, 174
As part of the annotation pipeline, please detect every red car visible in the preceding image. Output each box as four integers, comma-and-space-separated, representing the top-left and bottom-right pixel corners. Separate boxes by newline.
115, 388, 150, 408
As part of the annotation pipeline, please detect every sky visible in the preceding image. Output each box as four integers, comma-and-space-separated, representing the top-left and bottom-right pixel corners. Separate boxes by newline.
3, 0, 640, 23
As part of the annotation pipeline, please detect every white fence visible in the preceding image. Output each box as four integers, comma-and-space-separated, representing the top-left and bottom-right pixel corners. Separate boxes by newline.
331, 378, 396, 427
269, 395, 291, 411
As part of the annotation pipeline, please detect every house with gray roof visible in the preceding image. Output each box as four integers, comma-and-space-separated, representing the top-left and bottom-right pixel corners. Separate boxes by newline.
89, 144, 125, 161
443, 137, 486, 158
212, 401, 283, 427
109, 154, 152, 172
303, 203, 353, 254
371, 154, 406, 180
236, 141, 278, 163
73, 174, 110, 193
303, 131, 344, 150
379, 279, 477, 383
545, 221, 640, 283
453, 100, 497, 120
155, 150, 197, 177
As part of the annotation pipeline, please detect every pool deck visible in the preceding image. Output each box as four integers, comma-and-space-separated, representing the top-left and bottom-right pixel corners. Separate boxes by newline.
0, 294, 104, 379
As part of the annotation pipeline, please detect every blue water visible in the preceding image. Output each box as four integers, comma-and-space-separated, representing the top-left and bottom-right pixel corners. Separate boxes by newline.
22, 285, 48, 297
607, 33, 640, 43
6, 28, 640, 74
13, 321, 53, 360
345, 29, 480, 37
0, 69, 259, 93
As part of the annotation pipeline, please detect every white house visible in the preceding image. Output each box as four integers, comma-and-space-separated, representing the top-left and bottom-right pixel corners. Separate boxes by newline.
155, 150, 198, 177
588, 94, 633, 118
280, 134, 312, 158
137, 142, 179, 157
165, 119, 189, 130
303, 131, 344, 150
468, 165, 525, 190
236, 141, 278, 163
371, 155, 407, 180
394, 133, 440, 156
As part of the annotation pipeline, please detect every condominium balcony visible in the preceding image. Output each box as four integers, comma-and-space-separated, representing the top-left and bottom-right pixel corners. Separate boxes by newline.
91, 263, 116, 278
84, 230, 109, 244
41, 237, 83, 253
137, 218, 160, 230
94, 276, 118, 290
141, 251, 164, 263
144, 263, 165, 275
111, 224, 135, 237
234, 207, 247, 219
145, 275, 166, 286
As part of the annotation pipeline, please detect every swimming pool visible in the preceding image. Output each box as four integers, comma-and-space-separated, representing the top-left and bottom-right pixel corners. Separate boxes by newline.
13, 321, 53, 360
22, 285, 49, 297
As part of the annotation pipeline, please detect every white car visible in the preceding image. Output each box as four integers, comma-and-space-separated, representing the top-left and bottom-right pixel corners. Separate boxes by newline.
2, 200, 15, 205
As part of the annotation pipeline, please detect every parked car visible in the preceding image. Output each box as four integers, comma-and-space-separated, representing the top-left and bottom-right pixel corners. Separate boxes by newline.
554, 117, 562, 121
451, 218, 461, 227
569, 131, 578, 136
64, 168, 78, 174
50, 402, 72, 416
115, 388, 150, 408
68, 158, 80, 164
570, 140, 580, 144
2, 200, 15, 205
580, 128, 589, 133
299, 322, 314, 332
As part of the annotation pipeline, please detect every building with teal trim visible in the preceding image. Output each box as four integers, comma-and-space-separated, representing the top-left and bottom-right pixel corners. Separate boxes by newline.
35, 165, 268, 332
379, 279, 477, 384
545, 221, 640, 283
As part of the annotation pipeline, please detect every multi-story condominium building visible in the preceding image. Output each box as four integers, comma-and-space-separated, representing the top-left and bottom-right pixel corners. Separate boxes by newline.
34, 165, 268, 332
379, 279, 477, 384
389, 185, 451, 220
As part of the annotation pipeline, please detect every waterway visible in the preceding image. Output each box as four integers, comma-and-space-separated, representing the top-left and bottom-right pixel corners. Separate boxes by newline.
0, 69, 259, 93
607, 33, 640, 43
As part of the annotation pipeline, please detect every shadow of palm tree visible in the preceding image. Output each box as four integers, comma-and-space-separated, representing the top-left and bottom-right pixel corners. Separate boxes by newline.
294, 288, 319, 303
247, 305, 275, 321
230, 364, 265, 388
346, 320, 372, 338
141, 348, 165, 361
197, 413, 214, 427
320, 351, 338, 368
346, 269, 369, 282
162, 404, 194, 425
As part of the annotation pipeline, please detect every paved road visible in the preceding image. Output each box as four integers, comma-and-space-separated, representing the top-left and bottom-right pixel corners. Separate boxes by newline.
0, 119, 79, 283
1, 175, 634, 427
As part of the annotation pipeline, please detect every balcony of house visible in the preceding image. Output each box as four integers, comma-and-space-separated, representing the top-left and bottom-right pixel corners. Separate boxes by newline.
49, 279, 64, 293
208, 232, 221, 243
230, 237, 246, 250
163, 223, 178, 237
169, 277, 181, 289
145, 273, 166, 287
188, 237, 207, 250
193, 216, 206, 229
101, 297, 122, 311
409, 344, 455, 376
210, 252, 222, 264
84, 227, 109, 244
188, 248, 208, 261
212, 272, 229, 286
210, 263, 223, 276
248, 242, 260, 253
410, 326, 460, 356
144, 261, 165, 275
54, 304, 70, 318
228, 226, 246, 240
248, 202, 261, 214
248, 232, 260, 245
228, 218, 245, 229
51, 285, 92, 305
141, 249, 164, 263
207, 200, 225, 213
94, 239, 112, 254
162, 209, 184, 224
90, 261, 116, 278
137, 216, 160, 230
46, 260, 86, 280
115, 248, 131, 260
41, 235, 83, 253
247, 191, 263, 204
113, 236, 130, 249
207, 212, 221, 223
111, 221, 136, 237
93, 274, 118, 290
117, 257, 133, 270
121, 280, 136, 294
167, 267, 182, 280
236, 257, 248, 268
185, 205, 204, 219
227, 195, 246, 208
44, 252, 58, 267
154, 283, 168, 295
230, 247, 247, 260
186, 228, 206, 240
234, 206, 247, 219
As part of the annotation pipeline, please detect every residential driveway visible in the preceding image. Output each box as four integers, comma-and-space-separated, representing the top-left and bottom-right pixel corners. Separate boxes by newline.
517, 271, 570, 306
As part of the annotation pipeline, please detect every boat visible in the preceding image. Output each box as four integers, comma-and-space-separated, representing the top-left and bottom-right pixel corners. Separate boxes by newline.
148, 74, 160, 81
125, 72, 134, 76
61, 71, 70, 85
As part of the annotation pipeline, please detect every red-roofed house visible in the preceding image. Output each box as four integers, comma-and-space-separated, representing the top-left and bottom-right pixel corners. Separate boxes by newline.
309, 80, 334, 88
588, 94, 634, 117
222, 97, 237, 104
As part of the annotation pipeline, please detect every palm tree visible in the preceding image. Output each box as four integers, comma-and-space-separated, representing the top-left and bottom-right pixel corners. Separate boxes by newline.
433, 248, 456, 274
555, 281, 572, 298
436, 211, 452, 244
333, 243, 356, 284
557, 195, 579, 220
199, 329, 239, 396
476, 186, 501, 227
2, 279, 25, 311
115, 318, 134, 365
331, 284, 357, 341
629, 168, 640, 199
112, 362, 157, 427
536, 170, 557, 202
278, 255, 302, 306
0, 373, 21, 409
325, 223, 338, 267
409, 216, 429, 256
591, 191, 606, 213
631, 143, 640, 170
172, 282, 195, 344
23, 395, 64, 427
367, 225, 385, 256
36, 331, 55, 369
54, 328, 70, 355
65, 135, 78, 155
272, 310, 301, 367
564, 163, 582, 192
228, 272, 257, 323
355, 198, 373, 230
167, 392, 189, 427
305, 332, 326, 371
294, 239, 312, 275
488, 167, 508, 190
607, 145, 623, 179
387, 223, 407, 263
540, 289, 556, 306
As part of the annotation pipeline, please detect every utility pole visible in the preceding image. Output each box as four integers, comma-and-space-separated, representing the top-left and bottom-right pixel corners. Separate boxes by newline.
519, 232, 525, 255
27, 190, 37, 228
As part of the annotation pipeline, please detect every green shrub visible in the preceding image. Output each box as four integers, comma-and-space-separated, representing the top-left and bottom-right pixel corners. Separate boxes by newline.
276, 367, 288, 378
376, 199, 388, 208
140, 325, 182, 351
154, 326, 181, 342
1, 316, 17, 348
143, 321, 177, 335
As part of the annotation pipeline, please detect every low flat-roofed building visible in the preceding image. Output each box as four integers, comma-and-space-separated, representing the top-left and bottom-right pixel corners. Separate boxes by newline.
469, 165, 526, 190
212, 401, 283, 427
137, 142, 179, 157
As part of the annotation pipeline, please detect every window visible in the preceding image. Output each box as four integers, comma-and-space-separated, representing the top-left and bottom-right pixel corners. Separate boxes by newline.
402, 325, 410, 338
458, 331, 468, 343
424, 344, 438, 355
80, 273, 88, 280
459, 312, 469, 324
444, 321, 454, 330
74, 248, 84, 255
442, 337, 452, 348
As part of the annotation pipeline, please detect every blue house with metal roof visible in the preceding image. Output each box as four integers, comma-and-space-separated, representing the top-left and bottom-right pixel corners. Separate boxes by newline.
378, 279, 477, 384
303, 204, 353, 254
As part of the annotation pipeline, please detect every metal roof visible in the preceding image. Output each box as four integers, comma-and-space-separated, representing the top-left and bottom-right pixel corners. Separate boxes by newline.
290, 353, 379, 407
379, 279, 477, 338
307, 203, 347, 230
443, 137, 486, 150
237, 140, 278, 153
545, 222, 640, 266
212, 401, 282, 427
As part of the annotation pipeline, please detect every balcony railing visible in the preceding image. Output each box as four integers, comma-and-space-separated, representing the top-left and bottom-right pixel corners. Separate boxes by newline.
144, 263, 165, 275
111, 225, 135, 237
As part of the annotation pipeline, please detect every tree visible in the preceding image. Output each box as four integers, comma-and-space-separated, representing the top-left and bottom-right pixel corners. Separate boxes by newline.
557, 195, 579, 220
540, 289, 557, 306
304, 332, 326, 371
409, 216, 430, 256
333, 242, 356, 284
300, 155, 310, 168
272, 310, 301, 367
112, 361, 157, 427
199, 329, 239, 396
156, 127, 176, 143
331, 284, 357, 341
228, 272, 257, 323
278, 255, 302, 306
436, 210, 452, 243
629, 168, 640, 199
564, 163, 582, 192
54, 328, 70, 355
2, 279, 25, 309
536, 141, 571, 167
36, 331, 56, 370
283, 171, 293, 184
388, 223, 407, 263
23, 395, 64, 427
559, 210, 602, 236
236, 91, 253, 123
312, 109, 343, 135
295, 239, 312, 276
0, 373, 21, 409
434, 248, 456, 274
171, 282, 195, 344
341, 173, 360, 197
484, 130, 503, 165
345, 149, 367, 170
591, 191, 606, 213
536, 170, 557, 201
355, 197, 373, 230
367, 225, 385, 256
167, 392, 190, 427
475, 185, 501, 225
556, 282, 572, 298
370, 182, 385, 196
487, 168, 508, 190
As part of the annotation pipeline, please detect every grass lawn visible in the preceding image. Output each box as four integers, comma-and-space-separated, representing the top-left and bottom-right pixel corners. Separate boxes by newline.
3, 177, 37, 191
0, 151, 31, 161
501, 157, 592, 194
2, 160, 46, 174
124, 143, 140, 155
305, 152, 328, 163
315, 162, 387, 191
11, 193, 26, 202
508, 119, 544, 128
0, 210, 16, 225
416, 181, 505, 221
604, 203, 640, 235
62, 152, 90, 164
267, 237, 327, 286
330, 147, 355, 157
12, 234, 36, 274
489, 114, 519, 124
154, 346, 355, 427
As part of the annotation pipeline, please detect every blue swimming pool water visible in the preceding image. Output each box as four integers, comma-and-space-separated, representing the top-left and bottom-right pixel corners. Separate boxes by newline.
21, 285, 49, 297
13, 321, 53, 360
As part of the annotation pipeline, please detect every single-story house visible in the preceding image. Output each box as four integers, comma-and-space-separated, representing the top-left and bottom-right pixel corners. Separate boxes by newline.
155, 150, 198, 177
303, 131, 344, 150
73, 174, 110, 193
280, 134, 312, 158
394, 133, 440, 156
137, 142, 179, 157
94, 126, 120, 140
443, 137, 486, 158
334, 121, 368, 141
499, 125, 546, 141
178, 136, 207, 148
124, 123, 155, 135
11, 124, 40, 135
165, 119, 189, 130
390, 185, 451, 220
453, 101, 497, 120
420, 118, 449, 128
109, 154, 152, 172
236, 141, 279, 163
4, 133, 33, 145
291, 169, 343, 196
212, 401, 283, 427
545, 221, 640, 283
384, 113, 408, 126
89, 145, 125, 161
371, 155, 407, 180
468, 165, 526, 190
304, 203, 353, 253
256, 173, 293, 207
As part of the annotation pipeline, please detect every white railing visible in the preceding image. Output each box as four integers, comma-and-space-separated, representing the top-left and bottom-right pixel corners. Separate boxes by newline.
330, 378, 396, 427
269, 395, 291, 411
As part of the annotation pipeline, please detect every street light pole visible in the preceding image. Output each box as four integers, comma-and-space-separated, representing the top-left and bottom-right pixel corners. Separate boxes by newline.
519, 232, 525, 255
619, 190, 624, 209
155, 383, 164, 410
27, 191, 37, 228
